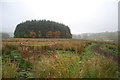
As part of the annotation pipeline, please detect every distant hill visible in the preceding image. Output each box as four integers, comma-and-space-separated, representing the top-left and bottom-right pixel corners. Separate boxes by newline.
72, 31, 118, 42
0, 32, 10, 38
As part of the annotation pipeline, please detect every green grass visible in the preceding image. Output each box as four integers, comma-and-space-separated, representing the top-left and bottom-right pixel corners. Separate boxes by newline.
80, 43, 118, 78
0, 56, 2, 79
2, 58, 18, 78
2, 50, 20, 78
2, 50, 34, 78
31, 51, 81, 78
30, 43, 118, 78
2, 42, 119, 78
56, 50, 76, 54
100, 43, 119, 55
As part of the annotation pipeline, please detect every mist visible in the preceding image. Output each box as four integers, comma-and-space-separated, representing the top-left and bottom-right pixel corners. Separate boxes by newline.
1, 0, 119, 34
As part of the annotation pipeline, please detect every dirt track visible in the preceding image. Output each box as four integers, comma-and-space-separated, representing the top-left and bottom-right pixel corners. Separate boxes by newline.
91, 44, 120, 65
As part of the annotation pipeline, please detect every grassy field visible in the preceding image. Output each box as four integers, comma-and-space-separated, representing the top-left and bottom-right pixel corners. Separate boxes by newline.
1, 38, 119, 78
100, 43, 119, 55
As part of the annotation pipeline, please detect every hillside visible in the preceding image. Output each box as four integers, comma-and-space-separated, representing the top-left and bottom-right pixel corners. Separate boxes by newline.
0, 32, 10, 38
72, 31, 118, 41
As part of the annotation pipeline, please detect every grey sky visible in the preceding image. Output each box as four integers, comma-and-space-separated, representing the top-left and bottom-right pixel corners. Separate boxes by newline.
1, 0, 119, 34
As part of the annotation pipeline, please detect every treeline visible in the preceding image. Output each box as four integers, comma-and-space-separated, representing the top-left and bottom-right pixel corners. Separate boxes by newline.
73, 31, 118, 42
14, 20, 72, 38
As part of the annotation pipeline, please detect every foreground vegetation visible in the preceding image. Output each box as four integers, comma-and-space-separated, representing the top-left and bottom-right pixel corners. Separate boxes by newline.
1, 38, 119, 78
100, 43, 119, 55
31, 43, 118, 78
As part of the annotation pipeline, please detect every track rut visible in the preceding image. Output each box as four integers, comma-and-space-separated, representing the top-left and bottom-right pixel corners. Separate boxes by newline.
91, 44, 120, 65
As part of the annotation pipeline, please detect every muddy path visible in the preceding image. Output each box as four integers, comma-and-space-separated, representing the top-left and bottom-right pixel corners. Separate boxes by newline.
91, 44, 120, 65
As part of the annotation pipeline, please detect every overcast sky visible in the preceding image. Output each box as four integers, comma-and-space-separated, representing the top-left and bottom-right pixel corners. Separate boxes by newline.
0, 0, 119, 34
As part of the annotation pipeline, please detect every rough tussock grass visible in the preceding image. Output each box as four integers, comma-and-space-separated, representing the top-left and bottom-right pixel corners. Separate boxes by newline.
32, 52, 81, 78
31, 45, 118, 78
2, 38, 119, 78
80, 43, 118, 78
2, 59, 18, 78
